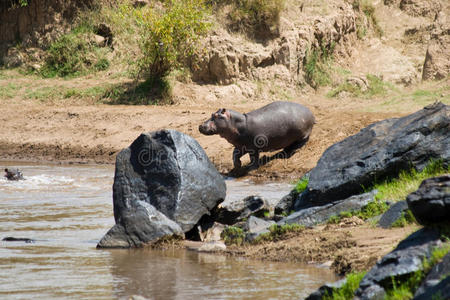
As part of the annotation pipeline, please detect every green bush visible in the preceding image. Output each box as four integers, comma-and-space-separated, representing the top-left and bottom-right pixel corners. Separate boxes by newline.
135, 0, 211, 80
40, 30, 111, 78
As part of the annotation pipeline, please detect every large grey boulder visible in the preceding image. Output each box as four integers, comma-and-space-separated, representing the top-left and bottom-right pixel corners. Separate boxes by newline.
414, 252, 450, 300
355, 228, 442, 299
278, 190, 377, 227
97, 201, 183, 248
98, 130, 226, 248
301, 102, 449, 206
406, 175, 450, 225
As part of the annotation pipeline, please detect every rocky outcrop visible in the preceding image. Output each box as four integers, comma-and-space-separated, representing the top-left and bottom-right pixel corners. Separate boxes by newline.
190, 1, 358, 85
399, 0, 442, 18
422, 11, 450, 81
355, 228, 442, 299
0, 0, 93, 58
278, 190, 377, 227
406, 175, 450, 225
213, 195, 269, 225
299, 102, 449, 206
97, 130, 226, 248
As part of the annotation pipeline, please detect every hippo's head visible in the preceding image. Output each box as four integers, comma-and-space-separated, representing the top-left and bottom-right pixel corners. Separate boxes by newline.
199, 108, 232, 136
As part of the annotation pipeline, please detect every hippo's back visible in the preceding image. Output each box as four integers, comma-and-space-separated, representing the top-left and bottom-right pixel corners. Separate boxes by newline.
244, 101, 315, 150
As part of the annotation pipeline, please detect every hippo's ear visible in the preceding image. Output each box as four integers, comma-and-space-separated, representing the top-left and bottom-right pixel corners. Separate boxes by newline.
221, 108, 231, 119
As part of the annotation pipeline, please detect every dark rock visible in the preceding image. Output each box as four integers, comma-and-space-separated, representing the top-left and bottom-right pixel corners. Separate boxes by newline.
274, 189, 299, 215
244, 216, 276, 242
4, 168, 24, 181
414, 276, 450, 300
406, 175, 450, 225
301, 102, 449, 206
305, 278, 346, 300
355, 228, 442, 299
278, 190, 377, 227
377, 200, 408, 228
414, 252, 450, 299
2, 237, 34, 243
98, 130, 226, 248
213, 195, 268, 225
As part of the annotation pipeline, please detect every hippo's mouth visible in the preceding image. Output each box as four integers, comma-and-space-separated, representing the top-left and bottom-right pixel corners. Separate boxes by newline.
198, 125, 216, 135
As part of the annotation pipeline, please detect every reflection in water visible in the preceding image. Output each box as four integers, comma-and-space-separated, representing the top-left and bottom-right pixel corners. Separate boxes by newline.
0, 162, 337, 299
109, 249, 338, 300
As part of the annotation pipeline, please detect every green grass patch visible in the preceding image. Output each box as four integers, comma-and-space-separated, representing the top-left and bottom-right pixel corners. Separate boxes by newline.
323, 271, 367, 300
0, 82, 21, 99
253, 223, 305, 243
221, 226, 245, 246
101, 77, 173, 105
328, 160, 447, 225
391, 209, 417, 228
374, 160, 449, 202
304, 44, 334, 89
327, 199, 389, 224
294, 175, 309, 193
327, 74, 395, 98
24, 85, 111, 101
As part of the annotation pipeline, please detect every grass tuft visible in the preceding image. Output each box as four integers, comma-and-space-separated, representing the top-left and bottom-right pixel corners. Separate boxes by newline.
294, 175, 309, 194
253, 223, 305, 243
323, 271, 366, 300
304, 43, 335, 89
221, 226, 245, 246
374, 160, 448, 202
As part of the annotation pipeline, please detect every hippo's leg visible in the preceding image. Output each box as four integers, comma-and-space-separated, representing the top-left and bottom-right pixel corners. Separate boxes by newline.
282, 137, 310, 158
232, 147, 245, 169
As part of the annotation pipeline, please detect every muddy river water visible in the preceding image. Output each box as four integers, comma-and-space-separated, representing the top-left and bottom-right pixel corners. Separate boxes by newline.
0, 162, 337, 299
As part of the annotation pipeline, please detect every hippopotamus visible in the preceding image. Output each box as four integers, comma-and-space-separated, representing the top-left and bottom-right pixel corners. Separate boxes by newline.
4, 168, 24, 181
199, 101, 315, 169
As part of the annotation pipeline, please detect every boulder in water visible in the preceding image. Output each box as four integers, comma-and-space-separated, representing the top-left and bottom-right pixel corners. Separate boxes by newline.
98, 130, 226, 248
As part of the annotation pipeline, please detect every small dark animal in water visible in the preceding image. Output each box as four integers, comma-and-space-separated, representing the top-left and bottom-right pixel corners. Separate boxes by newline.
199, 101, 315, 170
4, 168, 24, 181
2, 237, 34, 243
